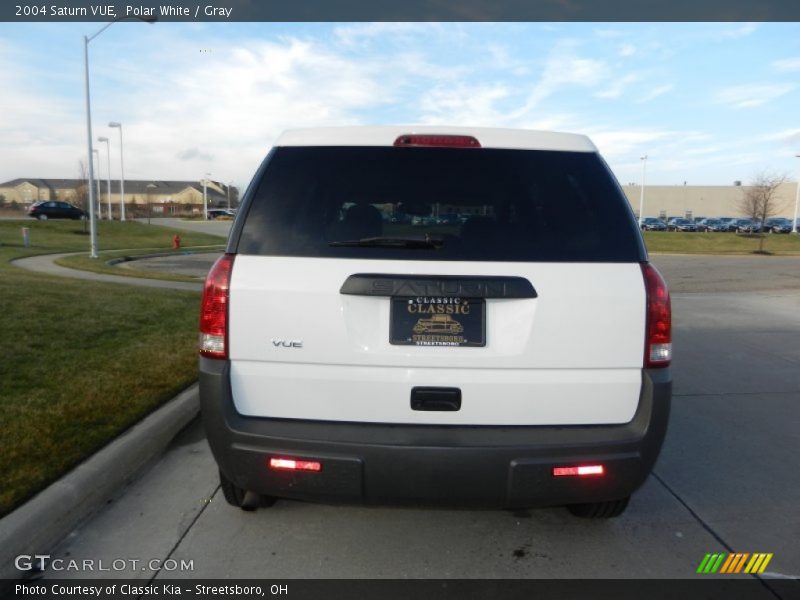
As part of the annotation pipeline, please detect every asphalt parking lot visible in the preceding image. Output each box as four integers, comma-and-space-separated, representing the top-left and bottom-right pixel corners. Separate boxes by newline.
39, 253, 800, 585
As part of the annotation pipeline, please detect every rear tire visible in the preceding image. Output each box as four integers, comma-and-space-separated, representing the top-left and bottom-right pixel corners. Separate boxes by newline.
566, 497, 630, 518
219, 470, 275, 511
38, 214, 48, 221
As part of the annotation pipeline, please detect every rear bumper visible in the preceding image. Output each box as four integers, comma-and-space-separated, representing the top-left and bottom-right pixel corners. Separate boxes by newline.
200, 358, 671, 508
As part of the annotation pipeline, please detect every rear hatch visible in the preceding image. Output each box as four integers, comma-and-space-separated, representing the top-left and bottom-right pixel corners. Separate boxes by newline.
228, 142, 647, 426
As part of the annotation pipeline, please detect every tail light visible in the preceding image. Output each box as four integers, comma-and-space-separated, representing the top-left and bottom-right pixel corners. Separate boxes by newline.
393, 134, 481, 148
641, 263, 671, 368
269, 457, 322, 472
553, 465, 605, 477
199, 254, 235, 359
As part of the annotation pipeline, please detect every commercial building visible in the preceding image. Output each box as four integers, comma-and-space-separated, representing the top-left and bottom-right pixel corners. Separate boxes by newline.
621, 182, 798, 220
0, 178, 237, 217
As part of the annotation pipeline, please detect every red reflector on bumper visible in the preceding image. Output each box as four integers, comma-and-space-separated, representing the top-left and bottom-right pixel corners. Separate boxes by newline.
269, 457, 322, 472
552, 465, 605, 477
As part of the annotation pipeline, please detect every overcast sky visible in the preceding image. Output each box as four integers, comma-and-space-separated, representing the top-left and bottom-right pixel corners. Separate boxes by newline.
0, 22, 798, 190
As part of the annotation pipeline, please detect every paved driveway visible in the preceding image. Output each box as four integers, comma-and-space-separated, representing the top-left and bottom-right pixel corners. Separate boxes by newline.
141, 217, 233, 240
38, 256, 800, 585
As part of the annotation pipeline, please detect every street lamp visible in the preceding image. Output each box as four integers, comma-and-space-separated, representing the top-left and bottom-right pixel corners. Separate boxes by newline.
92, 149, 102, 220
202, 173, 211, 220
638, 155, 648, 221
83, 14, 155, 257
97, 136, 112, 219
108, 122, 126, 222
793, 154, 800, 234
146, 183, 157, 225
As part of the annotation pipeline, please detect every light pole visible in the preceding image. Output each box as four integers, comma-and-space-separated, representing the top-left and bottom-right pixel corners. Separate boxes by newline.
83, 15, 155, 256
109, 122, 126, 221
146, 183, 157, 225
793, 154, 800, 234
202, 173, 211, 220
97, 136, 112, 219
92, 149, 102, 220
639, 155, 648, 221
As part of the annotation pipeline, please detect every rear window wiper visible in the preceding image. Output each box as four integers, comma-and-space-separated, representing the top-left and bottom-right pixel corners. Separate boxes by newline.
328, 235, 444, 249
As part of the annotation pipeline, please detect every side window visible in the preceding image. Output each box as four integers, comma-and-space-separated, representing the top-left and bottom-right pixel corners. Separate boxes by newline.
45, 201, 57, 208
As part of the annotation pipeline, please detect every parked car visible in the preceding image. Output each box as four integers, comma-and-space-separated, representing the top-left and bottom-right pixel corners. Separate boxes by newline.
27, 201, 86, 220
199, 126, 672, 519
696, 218, 724, 232
733, 219, 761, 233
764, 217, 793, 234
639, 217, 667, 231
207, 209, 236, 220
667, 218, 697, 232
717, 217, 738, 232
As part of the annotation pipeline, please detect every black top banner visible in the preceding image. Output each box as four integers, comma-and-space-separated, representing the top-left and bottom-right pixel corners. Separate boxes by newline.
3, 0, 800, 22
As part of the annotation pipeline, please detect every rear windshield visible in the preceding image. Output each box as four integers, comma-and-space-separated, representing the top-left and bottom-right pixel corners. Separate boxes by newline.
235, 146, 645, 262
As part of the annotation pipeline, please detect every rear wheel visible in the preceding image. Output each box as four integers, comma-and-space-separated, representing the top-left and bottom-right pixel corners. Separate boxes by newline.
219, 469, 276, 511
38, 214, 48, 221
566, 497, 630, 518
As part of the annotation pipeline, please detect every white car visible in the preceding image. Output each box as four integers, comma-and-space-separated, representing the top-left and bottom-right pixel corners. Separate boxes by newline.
199, 126, 672, 518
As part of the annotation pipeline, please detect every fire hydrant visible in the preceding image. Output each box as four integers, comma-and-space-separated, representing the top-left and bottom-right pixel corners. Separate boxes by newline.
172, 234, 181, 250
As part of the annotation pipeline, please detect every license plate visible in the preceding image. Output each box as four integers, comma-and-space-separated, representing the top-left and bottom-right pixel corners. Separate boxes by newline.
390, 297, 485, 347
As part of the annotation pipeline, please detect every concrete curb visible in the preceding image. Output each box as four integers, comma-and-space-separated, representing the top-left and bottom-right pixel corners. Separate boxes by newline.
0, 384, 200, 580
106, 249, 221, 267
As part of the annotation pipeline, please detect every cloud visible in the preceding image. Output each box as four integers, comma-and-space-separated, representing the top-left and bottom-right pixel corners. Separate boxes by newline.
585, 129, 679, 158
714, 83, 794, 109
636, 84, 674, 103
618, 44, 636, 57
508, 40, 608, 117
417, 83, 510, 126
595, 74, 639, 99
333, 23, 456, 48
714, 23, 758, 40
593, 28, 624, 39
771, 57, 800, 72
761, 128, 800, 145
90, 36, 388, 184
177, 147, 214, 161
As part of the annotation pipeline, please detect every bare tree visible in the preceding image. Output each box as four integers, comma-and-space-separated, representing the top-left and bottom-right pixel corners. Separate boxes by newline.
739, 171, 789, 253
75, 160, 90, 211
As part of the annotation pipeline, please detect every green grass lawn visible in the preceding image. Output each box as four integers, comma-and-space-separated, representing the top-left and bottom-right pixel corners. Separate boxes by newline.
643, 231, 800, 255
56, 247, 223, 283
0, 220, 222, 517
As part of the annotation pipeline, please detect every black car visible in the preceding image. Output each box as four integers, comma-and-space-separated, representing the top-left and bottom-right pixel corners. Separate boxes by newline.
28, 201, 86, 220
207, 209, 236, 220
697, 218, 724, 232
732, 219, 761, 233
639, 217, 667, 231
764, 218, 793, 234
667, 218, 697, 232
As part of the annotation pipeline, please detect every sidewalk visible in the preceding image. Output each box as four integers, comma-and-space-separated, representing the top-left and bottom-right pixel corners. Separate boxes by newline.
12, 252, 203, 292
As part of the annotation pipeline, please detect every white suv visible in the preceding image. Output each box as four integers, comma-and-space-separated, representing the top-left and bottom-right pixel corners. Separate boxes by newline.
199, 127, 672, 518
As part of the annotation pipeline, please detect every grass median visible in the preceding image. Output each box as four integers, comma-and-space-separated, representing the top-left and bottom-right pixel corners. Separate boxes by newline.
0, 220, 223, 517
643, 231, 800, 255
56, 248, 223, 283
